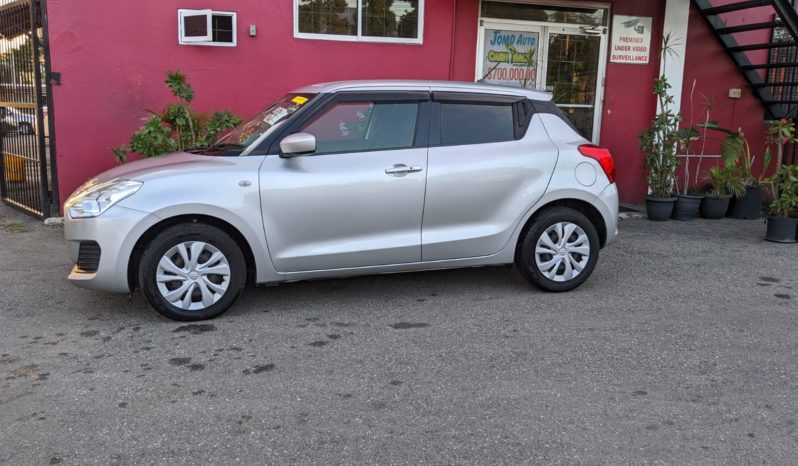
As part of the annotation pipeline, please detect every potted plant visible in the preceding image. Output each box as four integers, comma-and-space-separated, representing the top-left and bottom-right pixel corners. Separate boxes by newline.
639, 34, 681, 221
765, 164, 798, 243
701, 124, 766, 219
640, 83, 680, 219
700, 165, 745, 219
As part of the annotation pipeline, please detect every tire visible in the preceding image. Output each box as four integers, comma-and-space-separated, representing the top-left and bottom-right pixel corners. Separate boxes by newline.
515, 207, 600, 292
18, 123, 34, 135
138, 223, 246, 321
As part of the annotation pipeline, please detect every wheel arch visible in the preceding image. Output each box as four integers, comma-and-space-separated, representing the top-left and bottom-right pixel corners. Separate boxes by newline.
515, 198, 608, 259
127, 214, 257, 291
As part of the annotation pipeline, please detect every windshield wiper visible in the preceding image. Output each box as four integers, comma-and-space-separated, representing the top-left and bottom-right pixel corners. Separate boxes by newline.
204, 143, 244, 151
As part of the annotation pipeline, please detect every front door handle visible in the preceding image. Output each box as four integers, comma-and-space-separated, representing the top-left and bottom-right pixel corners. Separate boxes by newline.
385, 164, 423, 176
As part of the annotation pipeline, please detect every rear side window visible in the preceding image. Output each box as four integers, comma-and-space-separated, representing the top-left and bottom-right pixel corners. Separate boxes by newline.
440, 103, 514, 145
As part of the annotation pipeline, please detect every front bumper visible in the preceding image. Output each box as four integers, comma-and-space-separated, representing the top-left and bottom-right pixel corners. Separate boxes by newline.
65, 205, 160, 293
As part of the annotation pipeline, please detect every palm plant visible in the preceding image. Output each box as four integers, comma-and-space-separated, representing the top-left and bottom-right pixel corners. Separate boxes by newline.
702, 165, 745, 198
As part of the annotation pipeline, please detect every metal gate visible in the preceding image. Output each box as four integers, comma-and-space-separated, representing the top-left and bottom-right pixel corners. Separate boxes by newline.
0, 0, 57, 218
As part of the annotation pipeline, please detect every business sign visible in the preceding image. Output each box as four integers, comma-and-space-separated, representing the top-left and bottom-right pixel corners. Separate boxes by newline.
480, 28, 539, 89
610, 15, 652, 64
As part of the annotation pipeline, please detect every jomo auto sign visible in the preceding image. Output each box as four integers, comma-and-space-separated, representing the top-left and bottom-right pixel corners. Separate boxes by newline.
482, 29, 539, 88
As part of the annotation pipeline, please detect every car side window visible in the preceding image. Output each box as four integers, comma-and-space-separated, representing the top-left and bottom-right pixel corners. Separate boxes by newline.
300, 100, 419, 154
440, 102, 514, 146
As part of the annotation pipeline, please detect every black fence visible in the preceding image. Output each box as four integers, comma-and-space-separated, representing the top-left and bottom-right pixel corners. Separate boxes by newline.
0, 0, 57, 218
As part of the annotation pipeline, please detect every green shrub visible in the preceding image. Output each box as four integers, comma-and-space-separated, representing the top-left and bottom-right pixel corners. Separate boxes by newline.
768, 165, 798, 217
113, 70, 242, 163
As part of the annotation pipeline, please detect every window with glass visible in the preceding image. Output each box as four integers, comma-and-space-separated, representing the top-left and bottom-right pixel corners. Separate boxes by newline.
440, 103, 515, 146
300, 100, 419, 154
481, 2, 607, 27
296, 0, 422, 43
177, 9, 237, 46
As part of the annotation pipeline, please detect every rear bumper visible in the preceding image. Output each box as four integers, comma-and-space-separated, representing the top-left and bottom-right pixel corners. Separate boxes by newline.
598, 183, 619, 247
65, 205, 160, 293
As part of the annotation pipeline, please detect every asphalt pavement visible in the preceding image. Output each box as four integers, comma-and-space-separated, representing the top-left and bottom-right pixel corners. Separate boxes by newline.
1, 204, 797, 465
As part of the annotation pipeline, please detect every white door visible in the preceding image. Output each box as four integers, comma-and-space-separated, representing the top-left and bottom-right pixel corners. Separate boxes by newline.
260, 95, 429, 272
543, 26, 607, 144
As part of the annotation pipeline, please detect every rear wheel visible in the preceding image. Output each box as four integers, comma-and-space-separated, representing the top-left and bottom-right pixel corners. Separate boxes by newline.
516, 207, 600, 292
139, 223, 246, 321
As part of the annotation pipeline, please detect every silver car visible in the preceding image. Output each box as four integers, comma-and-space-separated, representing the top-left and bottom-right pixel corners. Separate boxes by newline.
64, 80, 618, 321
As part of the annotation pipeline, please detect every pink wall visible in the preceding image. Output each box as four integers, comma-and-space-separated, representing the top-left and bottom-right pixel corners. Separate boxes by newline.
599, 0, 666, 204
46, 0, 773, 208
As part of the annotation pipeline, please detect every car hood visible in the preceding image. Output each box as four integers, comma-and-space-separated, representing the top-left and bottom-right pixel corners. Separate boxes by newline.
95, 152, 227, 182
68, 152, 249, 200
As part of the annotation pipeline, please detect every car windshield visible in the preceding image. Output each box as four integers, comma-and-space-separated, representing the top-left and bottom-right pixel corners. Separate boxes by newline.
200, 93, 315, 154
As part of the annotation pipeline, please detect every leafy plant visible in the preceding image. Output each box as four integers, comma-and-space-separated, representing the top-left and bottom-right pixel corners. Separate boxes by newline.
767, 164, 798, 217
639, 33, 681, 199
113, 70, 242, 163
702, 165, 745, 198
699, 123, 758, 185
766, 118, 796, 171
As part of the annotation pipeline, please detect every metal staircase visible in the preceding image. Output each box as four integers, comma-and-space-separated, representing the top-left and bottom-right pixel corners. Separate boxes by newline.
694, 0, 798, 120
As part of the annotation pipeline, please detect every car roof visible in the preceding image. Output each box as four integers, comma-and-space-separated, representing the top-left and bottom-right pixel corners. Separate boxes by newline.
292, 80, 553, 102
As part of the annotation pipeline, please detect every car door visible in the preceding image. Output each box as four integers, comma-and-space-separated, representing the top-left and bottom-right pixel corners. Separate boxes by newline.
259, 91, 430, 272
421, 93, 559, 261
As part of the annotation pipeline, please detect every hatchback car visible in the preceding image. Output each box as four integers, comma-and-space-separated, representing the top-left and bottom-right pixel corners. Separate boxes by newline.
64, 80, 618, 321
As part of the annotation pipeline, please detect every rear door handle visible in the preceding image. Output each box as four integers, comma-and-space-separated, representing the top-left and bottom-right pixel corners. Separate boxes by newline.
385, 164, 423, 176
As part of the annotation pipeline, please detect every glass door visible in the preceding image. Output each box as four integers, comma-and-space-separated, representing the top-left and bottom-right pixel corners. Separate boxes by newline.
543, 27, 605, 142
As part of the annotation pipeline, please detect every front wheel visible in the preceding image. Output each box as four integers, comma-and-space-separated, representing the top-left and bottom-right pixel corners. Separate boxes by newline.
516, 207, 600, 292
138, 223, 246, 321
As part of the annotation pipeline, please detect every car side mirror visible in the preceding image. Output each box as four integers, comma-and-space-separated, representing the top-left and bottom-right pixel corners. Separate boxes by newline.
279, 132, 316, 157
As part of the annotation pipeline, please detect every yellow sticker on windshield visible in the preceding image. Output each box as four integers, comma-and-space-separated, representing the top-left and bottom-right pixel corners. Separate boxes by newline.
291, 96, 309, 105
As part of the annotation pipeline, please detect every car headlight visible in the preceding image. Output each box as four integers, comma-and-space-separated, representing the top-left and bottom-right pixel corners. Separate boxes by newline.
65, 179, 143, 218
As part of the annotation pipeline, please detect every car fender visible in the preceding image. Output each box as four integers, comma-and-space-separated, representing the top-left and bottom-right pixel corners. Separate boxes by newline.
116, 167, 283, 285
496, 185, 616, 262
144, 203, 281, 283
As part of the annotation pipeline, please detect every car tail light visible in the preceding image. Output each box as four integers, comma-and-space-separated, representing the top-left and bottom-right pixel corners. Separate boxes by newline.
578, 144, 616, 184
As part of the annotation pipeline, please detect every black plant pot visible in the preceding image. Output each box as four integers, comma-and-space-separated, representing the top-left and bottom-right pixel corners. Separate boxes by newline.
728, 185, 763, 219
646, 196, 677, 221
700, 195, 731, 219
672, 194, 703, 221
765, 216, 798, 243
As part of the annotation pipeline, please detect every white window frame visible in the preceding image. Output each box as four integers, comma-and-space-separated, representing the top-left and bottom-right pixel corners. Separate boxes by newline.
293, 0, 424, 45
178, 9, 237, 47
